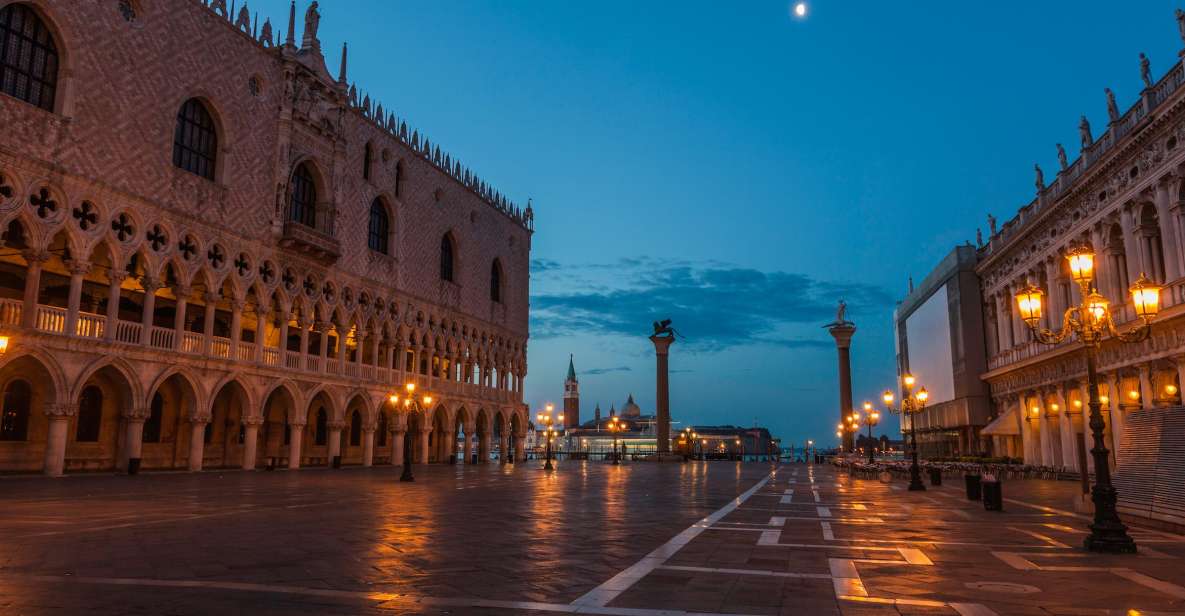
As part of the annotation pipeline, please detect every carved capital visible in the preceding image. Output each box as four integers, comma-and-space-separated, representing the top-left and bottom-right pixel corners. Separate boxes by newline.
21, 249, 50, 264
173, 284, 192, 299
327, 421, 346, 431
44, 403, 77, 418
107, 269, 129, 284
203, 291, 221, 304
141, 277, 163, 292
190, 413, 212, 425
66, 260, 92, 277
124, 407, 151, 421
242, 415, 265, 426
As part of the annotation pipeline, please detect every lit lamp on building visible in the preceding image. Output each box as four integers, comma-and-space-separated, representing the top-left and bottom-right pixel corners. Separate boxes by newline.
1015, 243, 1159, 554
608, 415, 624, 464
883, 374, 928, 491
389, 382, 435, 483
536, 403, 563, 471
0, 335, 10, 355
859, 401, 881, 464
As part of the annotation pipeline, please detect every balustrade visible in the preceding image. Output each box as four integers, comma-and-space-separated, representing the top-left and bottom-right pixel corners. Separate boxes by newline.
7, 301, 516, 404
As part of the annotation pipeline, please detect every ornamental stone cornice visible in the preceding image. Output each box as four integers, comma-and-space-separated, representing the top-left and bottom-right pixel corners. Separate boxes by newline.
124, 407, 151, 421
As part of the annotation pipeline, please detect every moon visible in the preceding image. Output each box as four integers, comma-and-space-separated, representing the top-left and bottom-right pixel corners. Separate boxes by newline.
794, 2, 807, 17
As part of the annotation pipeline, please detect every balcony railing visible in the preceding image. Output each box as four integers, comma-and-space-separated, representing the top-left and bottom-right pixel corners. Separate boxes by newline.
0, 298, 520, 403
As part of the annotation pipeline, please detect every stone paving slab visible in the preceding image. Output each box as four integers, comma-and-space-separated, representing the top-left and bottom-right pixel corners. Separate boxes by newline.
2, 462, 1185, 614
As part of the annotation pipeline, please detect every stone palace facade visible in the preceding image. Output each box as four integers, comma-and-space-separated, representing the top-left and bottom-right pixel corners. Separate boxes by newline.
0, 0, 533, 475
977, 13, 1185, 479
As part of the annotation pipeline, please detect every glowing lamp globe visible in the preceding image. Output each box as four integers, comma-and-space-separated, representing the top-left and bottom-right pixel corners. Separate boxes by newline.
1130, 274, 1162, 319
882, 390, 894, 405
1066, 245, 1095, 284
1015, 283, 1045, 327
916, 387, 929, 403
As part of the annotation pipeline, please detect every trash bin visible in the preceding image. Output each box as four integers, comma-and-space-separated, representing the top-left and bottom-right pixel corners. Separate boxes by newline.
127, 457, 141, 476
965, 474, 982, 501
928, 468, 942, 486
332, 455, 341, 469
982, 480, 1003, 511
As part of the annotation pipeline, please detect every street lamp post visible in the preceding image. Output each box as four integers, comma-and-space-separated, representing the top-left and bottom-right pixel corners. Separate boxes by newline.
860, 401, 881, 464
608, 415, 623, 464
536, 404, 563, 471
389, 382, 435, 483
1015, 244, 1160, 554
882, 375, 928, 491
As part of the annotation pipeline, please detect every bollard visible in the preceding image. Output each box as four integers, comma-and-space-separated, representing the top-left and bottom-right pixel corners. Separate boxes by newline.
332, 455, 341, 469
928, 467, 942, 486
982, 480, 1003, 511
965, 474, 982, 500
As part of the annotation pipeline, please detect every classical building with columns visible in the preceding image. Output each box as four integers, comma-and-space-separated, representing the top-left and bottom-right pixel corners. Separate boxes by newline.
0, 0, 532, 475
976, 15, 1185, 491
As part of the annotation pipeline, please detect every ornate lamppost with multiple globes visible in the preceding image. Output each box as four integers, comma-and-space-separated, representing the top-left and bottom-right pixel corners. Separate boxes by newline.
882, 375, 928, 491
859, 401, 881, 464
1014, 244, 1160, 553
608, 415, 624, 464
837, 416, 858, 454
536, 404, 563, 471
389, 382, 434, 483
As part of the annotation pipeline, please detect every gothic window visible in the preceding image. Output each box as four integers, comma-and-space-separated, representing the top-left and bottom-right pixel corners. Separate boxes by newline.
0, 4, 59, 111
289, 163, 317, 227
314, 407, 327, 445
0, 379, 31, 441
368, 198, 389, 254
490, 259, 503, 303
75, 385, 102, 442
440, 234, 455, 282
363, 143, 373, 180
349, 410, 361, 446
143, 392, 164, 443
172, 99, 218, 180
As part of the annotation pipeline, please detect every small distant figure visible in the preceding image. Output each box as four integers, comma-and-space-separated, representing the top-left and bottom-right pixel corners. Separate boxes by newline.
1080, 115, 1093, 148
1140, 53, 1153, 89
1034, 164, 1044, 192
976, 228, 983, 248
1105, 88, 1119, 123
988, 213, 997, 236
836, 299, 846, 324
1056, 143, 1068, 171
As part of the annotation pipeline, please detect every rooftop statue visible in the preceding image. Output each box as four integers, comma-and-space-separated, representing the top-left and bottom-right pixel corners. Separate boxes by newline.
1105, 88, 1119, 123
1141, 53, 1153, 89
1057, 143, 1068, 171
302, 1, 320, 48
1080, 115, 1093, 149
1034, 163, 1044, 192
825, 300, 854, 328
651, 319, 680, 339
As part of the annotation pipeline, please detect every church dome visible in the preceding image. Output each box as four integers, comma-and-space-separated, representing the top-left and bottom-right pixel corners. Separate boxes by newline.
622, 394, 642, 418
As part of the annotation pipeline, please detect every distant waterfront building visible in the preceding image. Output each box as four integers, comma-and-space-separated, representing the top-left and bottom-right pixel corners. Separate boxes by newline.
563, 355, 580, 429
892, 245, 991, 457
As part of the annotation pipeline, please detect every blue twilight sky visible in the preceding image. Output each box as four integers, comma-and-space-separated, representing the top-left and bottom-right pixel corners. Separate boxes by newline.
250, 0, 1182, 446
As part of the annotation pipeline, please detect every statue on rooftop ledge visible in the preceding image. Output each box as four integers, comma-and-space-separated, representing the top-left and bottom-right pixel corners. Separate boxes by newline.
1176, 9, 1185, 49
987, 213, 997, 236
1105, 88, 1120, 123
1080, 115, 1093, 149
1057, 143, 1068, 171
1141, 53, 1153, 89
302, 1, 321, 49
1034, 163, 1045, 193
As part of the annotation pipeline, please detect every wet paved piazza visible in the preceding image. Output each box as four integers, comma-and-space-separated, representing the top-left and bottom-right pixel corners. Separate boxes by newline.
2, 463, 1185, 615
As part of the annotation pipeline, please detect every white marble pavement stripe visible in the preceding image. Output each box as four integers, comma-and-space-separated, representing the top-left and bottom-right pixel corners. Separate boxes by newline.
570, 469, 777, 608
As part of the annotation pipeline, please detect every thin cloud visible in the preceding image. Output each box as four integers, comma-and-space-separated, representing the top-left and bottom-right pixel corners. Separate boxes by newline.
583, 366, 633, 375
530, 258, 892, 352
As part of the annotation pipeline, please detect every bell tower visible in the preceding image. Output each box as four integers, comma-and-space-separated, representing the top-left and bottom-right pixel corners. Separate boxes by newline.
563, 355, 580, 429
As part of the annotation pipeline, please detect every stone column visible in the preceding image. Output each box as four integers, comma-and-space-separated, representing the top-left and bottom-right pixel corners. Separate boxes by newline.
1036, 395, 1052, 466
122, 407, 150, 472
1057, 387, 1078, 472
229, 298, 245, 357
188, 415, 209, 471
277, 309, 290, 357
43, 403, 77, 476
499, 432, 509, 464
1107, 373, 1123, 468
172, 284, 190, 350
1139, 364, 1154, 411
288, 423, 305, 469
254, 302, 269, 363
104, 270, 127, 341
370, 331, 381, 366
327, 421, 344, 466
299, 317, 311, 363
463, 422, 475, 464
318, 321, 331, 369
418, 428, 430, 464
479, 431, 491, 464
826, 322, 857, 452
392, 429, 406, 467
362, 428, 375, 467
1156, 180, 1182, 281
202, 292, 218, 354
20, 249, 48, 329
649, 334, 675, 454
515, 434, 527, 463
64, 260, 90, 336
139, 277, 161, 345
242, 416, 262, 470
